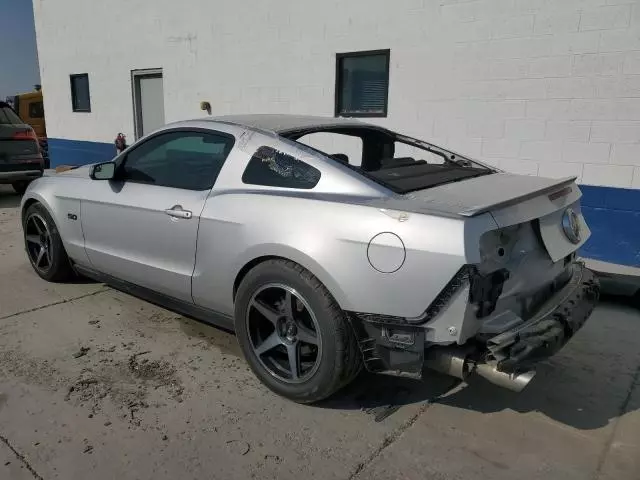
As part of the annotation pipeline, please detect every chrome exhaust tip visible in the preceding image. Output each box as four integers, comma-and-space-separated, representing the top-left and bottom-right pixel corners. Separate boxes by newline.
474, 363, 536, 393
424, 348, 536, 393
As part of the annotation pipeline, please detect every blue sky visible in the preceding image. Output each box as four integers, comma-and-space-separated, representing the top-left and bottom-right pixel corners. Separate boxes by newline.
0, 0, 40, 99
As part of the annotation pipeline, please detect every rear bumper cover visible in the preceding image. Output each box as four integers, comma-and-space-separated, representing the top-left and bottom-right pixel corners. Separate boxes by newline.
485, 263, 599, 372
348, 262, 600, 376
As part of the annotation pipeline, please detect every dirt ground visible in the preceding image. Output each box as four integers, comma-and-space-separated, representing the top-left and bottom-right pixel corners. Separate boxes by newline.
0, 185, 639, 480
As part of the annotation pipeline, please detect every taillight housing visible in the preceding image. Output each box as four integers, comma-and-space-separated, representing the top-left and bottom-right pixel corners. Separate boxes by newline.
12, 129, 38, 141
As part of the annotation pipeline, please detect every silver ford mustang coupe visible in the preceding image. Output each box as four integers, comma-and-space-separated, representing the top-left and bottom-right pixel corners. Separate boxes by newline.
20, 114, 599, 403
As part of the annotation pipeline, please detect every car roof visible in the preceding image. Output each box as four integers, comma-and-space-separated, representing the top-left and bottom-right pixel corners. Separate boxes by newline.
198, 114, 378, 135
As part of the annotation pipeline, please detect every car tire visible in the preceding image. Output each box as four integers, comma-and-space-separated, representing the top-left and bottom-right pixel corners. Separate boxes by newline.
23, 202, 74, 282
12, 181, 30, 195
234, 259, 362, 403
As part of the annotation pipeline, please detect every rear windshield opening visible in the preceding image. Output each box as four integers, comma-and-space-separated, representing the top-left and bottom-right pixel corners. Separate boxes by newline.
368, 162, 492, 193
290, 128, 494, 194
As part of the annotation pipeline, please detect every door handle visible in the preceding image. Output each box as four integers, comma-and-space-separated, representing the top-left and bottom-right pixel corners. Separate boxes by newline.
164, 205, 193, 219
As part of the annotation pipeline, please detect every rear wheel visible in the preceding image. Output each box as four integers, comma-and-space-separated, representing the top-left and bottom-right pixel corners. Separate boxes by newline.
12, 181, 30, 195
234, 259, 362, 403
23, 202, 74, 282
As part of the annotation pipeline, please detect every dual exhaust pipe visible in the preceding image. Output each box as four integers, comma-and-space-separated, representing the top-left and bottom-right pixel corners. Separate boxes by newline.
424, 348, 536, 392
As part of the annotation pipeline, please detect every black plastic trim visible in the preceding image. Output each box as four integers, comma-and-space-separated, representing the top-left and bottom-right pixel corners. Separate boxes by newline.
347, 312, 425, 376
421, 266, 472, 323
486, 263, 599, 372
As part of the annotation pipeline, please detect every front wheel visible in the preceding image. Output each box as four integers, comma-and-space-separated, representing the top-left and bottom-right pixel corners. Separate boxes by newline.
234, 260, 362, 403
23, 202, 74, 282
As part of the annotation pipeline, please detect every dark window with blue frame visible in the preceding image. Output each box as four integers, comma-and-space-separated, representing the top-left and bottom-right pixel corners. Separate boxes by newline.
70, 73, 91, 112
335, 50, 390, 118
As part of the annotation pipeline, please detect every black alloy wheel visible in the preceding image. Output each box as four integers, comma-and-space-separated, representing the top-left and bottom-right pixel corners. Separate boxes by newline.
23, 203, 74, 282
234, 259, 362, 403
246, 283, 322, 383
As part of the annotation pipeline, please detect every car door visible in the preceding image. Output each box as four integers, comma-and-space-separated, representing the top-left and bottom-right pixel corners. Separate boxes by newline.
81, 128, 235, 302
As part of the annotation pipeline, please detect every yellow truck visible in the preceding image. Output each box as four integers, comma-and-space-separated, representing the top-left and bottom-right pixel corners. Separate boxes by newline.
6, 86, 48, 168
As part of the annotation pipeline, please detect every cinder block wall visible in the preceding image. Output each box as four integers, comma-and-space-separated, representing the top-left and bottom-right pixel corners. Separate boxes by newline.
33, 0, 640, 265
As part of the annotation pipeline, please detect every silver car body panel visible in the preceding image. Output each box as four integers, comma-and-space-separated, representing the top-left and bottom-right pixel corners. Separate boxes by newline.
21, 115, 593, 345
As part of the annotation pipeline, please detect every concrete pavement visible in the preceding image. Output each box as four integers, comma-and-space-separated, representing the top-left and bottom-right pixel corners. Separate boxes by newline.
1, 185, 639, 480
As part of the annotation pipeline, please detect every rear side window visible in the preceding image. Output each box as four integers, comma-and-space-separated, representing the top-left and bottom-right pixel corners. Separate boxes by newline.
0, 105, 23, 125
242, 146, 321, 189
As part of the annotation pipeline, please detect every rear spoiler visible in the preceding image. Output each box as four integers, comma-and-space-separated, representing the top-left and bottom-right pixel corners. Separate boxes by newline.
459, 176, 577, 217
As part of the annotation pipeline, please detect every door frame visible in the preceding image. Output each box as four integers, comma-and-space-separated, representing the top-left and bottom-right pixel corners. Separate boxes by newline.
131, 68, 163, 140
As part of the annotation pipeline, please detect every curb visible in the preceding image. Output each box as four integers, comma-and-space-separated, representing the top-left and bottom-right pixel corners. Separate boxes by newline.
584, 258, 640, 298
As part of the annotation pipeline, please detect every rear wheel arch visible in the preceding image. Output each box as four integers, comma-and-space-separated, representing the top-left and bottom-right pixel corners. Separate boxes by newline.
232, 252, 349, 310
233, 255, 280, 301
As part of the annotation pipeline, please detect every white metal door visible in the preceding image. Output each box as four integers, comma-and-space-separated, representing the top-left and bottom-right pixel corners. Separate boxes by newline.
132, 69, 165, 139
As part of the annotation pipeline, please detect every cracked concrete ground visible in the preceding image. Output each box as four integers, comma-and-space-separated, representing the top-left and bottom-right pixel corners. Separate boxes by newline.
0, 185, 639, 480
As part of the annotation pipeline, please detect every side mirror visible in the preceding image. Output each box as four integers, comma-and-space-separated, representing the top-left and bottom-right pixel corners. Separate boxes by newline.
90, 161, 116, 180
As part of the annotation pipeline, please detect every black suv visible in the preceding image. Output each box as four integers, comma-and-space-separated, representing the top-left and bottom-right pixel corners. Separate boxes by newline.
0, 101, 44, 194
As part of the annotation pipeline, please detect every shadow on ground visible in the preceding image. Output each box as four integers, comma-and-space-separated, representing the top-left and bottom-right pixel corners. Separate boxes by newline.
320, 296, 640, 431
601, 292, 639, 310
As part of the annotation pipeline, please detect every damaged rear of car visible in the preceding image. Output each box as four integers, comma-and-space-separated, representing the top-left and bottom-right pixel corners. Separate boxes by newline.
345, 160, 599, 392
273, 116, 600, 393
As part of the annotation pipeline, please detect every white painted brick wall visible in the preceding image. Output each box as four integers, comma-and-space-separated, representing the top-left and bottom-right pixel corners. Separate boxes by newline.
33, 0, 640, 189
580, 5, 632, 31
583, 164, 635, 187
539, 162, 585, 182
611, 144, 640, 165
545, 121, 591, 141
562, 142, 612, 164
633, 166, 640, 187
505, 119, 546, 140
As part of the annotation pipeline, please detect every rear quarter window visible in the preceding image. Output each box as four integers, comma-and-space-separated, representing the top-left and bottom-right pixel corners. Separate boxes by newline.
242, 146, 321, 189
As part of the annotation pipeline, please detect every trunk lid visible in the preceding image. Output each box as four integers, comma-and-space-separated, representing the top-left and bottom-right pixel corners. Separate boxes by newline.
405, 172, 574, 221
401, 172, 590, 262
